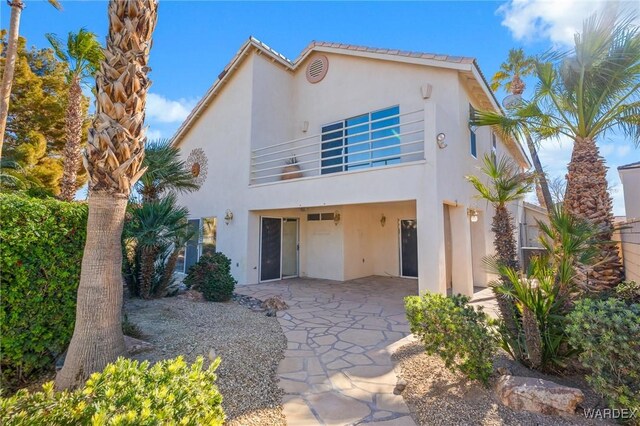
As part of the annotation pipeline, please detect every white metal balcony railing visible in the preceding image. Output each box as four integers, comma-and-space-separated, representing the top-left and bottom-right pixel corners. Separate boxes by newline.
250, 108, 425, 184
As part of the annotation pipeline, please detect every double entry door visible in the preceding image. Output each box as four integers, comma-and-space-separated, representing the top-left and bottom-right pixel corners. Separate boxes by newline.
260, 217, 299, 282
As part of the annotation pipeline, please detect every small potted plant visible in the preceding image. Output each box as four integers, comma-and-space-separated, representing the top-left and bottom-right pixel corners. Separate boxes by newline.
281, 155, 303, 180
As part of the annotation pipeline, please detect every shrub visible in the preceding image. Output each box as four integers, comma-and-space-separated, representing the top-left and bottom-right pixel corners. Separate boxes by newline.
405, 293, 496, 384
615, 281, 640, 304
0, 193, 87, 388
0, 356, 225, 425
184, 252, 236, 302
566, 298, 640, 416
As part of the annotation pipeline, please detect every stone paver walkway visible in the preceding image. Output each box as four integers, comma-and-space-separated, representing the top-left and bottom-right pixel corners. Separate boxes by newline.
237, 276, 418, 426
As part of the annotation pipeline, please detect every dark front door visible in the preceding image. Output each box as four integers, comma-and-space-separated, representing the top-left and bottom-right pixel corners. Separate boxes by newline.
400, 219, 418, 278
260, 217, 282, 281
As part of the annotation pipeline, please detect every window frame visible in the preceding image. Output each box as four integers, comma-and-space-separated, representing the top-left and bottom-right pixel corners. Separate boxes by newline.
320, 105, 401, 174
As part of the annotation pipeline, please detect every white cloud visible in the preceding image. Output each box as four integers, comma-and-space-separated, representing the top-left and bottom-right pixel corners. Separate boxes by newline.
146, 93, 197, 124
146, 128, 164, 141
498, 0, 640, 45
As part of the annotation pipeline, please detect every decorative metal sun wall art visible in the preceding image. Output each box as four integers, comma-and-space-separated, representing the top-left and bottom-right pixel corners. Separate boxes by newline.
185, 148, 208, 186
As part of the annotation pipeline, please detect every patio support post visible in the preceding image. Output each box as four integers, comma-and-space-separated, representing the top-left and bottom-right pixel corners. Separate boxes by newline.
449, 205, 474, 296
417, 101, 447, 295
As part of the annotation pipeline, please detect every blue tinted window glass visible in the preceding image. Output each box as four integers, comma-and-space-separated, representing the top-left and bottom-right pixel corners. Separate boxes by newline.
321, 122, 344, 174
371, 106, 400, 165
470, 130, 477, 158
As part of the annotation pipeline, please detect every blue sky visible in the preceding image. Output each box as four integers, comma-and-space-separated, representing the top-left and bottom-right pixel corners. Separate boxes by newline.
2, 0, 638, 214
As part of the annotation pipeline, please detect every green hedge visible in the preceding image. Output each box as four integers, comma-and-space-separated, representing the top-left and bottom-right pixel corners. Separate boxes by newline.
184, 253, 236, 302
0, 356, 225, 425
566, 298, 640, 416
0, 193, 87, 388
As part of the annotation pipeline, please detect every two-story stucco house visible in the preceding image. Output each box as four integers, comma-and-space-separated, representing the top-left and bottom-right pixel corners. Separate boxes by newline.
171, 38, 531, 296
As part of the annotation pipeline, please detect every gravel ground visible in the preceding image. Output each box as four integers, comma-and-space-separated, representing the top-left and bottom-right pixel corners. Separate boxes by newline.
393, 342, 611, 426
124, 296, 287, 426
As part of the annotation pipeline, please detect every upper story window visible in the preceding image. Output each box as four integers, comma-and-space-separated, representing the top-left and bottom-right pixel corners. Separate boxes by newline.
469, 104, 477, 158
320, 105, 401, 174
491, 132, 497, 164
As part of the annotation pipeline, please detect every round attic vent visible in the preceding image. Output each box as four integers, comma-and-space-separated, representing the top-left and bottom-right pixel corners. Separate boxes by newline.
306, 55, 329, 83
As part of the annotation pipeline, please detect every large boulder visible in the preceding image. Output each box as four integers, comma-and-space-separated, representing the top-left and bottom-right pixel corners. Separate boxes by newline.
496, 375, 584, 416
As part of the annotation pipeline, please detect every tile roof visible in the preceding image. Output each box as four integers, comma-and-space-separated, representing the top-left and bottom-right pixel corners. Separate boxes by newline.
295, 40, 476, 66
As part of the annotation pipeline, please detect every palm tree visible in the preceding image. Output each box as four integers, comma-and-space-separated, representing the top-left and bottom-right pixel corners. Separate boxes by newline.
0, 0, 61, 159
467, 154, 535, 343
55, 0, 158, 391
123, 194, 193, 299
46, 29, 104, 201
490, 48, 554, 212
470, 12, 638, 291
137, 139, 200, 203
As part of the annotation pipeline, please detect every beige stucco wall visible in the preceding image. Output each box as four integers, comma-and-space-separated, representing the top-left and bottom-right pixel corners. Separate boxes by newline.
620, 167, 640, 220
621, 219, 640, 282
174, 47, 526, 295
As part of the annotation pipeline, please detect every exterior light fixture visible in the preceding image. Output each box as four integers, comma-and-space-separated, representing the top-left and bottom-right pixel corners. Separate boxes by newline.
468, 208, 479, 223
436, 133, 447, 149
333, 211, 341, 226
224, 209, 234, 225
302, 121, 309, 133
380, 214, 386, 227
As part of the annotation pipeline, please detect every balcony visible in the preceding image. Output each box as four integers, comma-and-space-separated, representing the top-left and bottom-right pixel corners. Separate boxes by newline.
250, 108, 425, 184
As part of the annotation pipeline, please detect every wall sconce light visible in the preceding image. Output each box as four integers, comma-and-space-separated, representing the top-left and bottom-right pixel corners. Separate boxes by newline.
302, 121, 309, 133
333, 210, 341, 226
380, 214, 386, 227
468, 208, 479, 223
224, 209, 234, 225
421, 83, 432, 99
436, 133, 447, 149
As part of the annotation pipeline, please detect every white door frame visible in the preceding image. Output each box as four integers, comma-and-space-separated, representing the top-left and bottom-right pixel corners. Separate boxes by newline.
259, 216, 299, 282
399, 219, 418, 279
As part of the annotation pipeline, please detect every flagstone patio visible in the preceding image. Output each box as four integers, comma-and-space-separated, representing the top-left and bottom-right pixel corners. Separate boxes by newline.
237, 276, 418, 425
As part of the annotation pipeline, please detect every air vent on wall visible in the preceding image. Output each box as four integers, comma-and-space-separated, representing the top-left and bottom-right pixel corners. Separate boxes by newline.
306, 55, 329, 83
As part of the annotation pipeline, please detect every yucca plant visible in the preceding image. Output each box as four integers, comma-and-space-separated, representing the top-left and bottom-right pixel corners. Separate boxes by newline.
492, 206, 600, 371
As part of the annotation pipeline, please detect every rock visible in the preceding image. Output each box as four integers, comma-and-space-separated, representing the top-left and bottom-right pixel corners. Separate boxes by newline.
262, 295, 288, 311
177, 289, 204, 301
125, 335, 155, 355
265, 308, 277, 317
394, 378, 408, 395
497, 367, 512, 376
496, 375, 584, 416
208, 348, 217, 361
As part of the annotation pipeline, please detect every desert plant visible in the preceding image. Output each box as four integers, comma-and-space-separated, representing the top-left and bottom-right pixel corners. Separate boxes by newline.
123, 194, 194, 299
405, 293, 496, 384
467, 153, 535, 345
1, 356, 225, 425
136, 139, 200, 204
121, 314, 143, 339
566, 298, 639, 416
493, 206, 600, 371
0, 194, 87, 388
184, 253, 237, 302
615, 281, 640, 304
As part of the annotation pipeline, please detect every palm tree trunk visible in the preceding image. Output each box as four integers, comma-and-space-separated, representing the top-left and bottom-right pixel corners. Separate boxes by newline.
55, 0, 158, 390
0, 0, 24, 159
525, 134, 554, 214
59, 78, 84, 201
158, 246, 180, 297
521, 305, 542, 368
139, 245, 158, 299
492, 205, 521, 342
564, 137, 624, 291
54, 192, 128, 390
